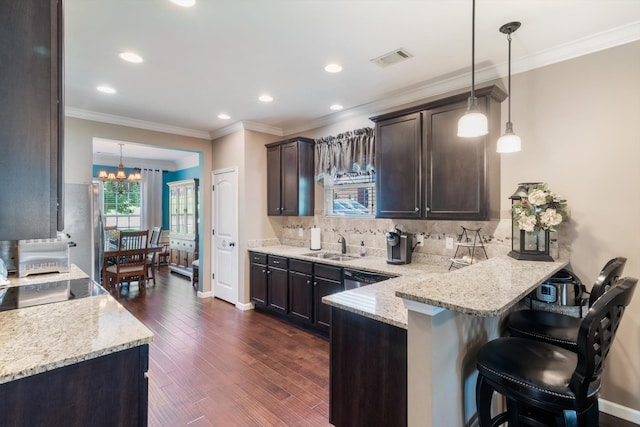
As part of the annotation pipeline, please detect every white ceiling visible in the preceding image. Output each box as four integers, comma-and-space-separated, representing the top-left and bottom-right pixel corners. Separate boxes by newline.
67, 0, 640, 148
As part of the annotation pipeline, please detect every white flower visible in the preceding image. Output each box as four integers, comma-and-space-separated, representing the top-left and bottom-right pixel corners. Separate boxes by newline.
540, 208, 563, 227
518, 215, 537, 232
527, 189, 547, 206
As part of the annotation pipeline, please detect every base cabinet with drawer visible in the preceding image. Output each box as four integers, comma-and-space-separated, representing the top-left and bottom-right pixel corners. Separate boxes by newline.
289, 259, 314, 324
267, 255, 289, 314
249, 252, 268, 306
313, 264, 344, 333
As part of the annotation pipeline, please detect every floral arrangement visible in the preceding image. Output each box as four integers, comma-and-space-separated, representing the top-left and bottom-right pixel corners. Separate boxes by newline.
512, 183, 567, 233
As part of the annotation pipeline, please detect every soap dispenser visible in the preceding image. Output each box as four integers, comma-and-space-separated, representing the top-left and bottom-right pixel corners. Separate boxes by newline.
360, 241, 366, 257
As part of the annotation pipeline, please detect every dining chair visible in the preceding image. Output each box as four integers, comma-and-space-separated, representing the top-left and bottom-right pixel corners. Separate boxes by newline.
476, 276, 637, 427
105, 230, 149, 288
147, 226, 161, 285
504, 257, 626, 351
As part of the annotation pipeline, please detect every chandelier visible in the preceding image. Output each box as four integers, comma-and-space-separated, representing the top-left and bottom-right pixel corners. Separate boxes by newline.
98, 144, 141, 182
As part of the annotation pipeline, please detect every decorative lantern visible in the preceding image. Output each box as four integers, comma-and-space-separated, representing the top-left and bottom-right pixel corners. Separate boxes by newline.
508, 182, 555, 262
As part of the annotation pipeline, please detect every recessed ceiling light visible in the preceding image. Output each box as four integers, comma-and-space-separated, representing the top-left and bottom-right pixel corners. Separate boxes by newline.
217, 113, 230, 120
96, 85, 116, 94
330, 104, 344, 111
259, 95, 273, 103
324, 63, 343, 73
170, 0, 195, 7
119, 51, 143, 63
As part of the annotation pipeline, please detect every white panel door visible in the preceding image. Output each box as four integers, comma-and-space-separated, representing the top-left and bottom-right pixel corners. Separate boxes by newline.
212, 168, 238, 304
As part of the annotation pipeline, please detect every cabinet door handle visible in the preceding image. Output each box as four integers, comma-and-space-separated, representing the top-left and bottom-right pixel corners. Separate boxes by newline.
272, 261, 279, 264
307, 280, 311, 285
313, 281, 317, 287
415, 207, 419, 212
261, 269, 266, 273
426, 206, 430, 212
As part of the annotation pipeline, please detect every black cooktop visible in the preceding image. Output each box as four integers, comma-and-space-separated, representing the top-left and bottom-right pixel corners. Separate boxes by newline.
0, 278, 107, 312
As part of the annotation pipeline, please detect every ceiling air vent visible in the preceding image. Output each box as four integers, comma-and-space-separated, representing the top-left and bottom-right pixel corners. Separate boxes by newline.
370, 48, 413, 68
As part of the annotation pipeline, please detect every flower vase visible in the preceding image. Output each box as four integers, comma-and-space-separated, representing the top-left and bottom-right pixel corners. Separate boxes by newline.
508, 229, 554, 262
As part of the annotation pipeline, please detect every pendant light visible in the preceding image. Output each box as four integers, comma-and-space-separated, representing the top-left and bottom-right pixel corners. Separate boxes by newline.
457, 0, 488, 138
497, 21, 522, 153
98, 144, 141, 183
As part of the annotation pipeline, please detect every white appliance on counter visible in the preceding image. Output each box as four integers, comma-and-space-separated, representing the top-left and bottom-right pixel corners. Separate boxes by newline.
17, 232, 71, 277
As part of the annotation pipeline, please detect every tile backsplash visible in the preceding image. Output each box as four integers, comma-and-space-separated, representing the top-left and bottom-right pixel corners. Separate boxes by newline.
274, 210, 571, 268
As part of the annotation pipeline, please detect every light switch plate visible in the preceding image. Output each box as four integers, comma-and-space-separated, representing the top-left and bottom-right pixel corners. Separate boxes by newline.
298, 227, 304, 237
445, 236, 454, 249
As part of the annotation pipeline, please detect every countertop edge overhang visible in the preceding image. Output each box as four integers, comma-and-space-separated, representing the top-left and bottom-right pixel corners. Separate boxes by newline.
0, 266, 154, 384
249, 246, 568, 328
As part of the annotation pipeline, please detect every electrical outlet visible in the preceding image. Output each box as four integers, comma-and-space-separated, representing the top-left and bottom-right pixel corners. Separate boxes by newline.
298, 227, 304, 237
416, 235, 424, 246
445, 236, 454, 249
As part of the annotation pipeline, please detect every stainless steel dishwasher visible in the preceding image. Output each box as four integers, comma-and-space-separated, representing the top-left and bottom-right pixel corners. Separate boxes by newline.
343, 268, 394, 290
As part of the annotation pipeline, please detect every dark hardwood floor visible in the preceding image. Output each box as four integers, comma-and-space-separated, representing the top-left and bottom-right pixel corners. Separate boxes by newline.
112, 268, 331, 426
112, 267, 637, 427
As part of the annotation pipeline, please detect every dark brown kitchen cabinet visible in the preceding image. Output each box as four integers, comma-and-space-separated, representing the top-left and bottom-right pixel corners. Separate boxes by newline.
266, 137, 314, 216
375, 112, 422, 218
0, 345, 149, 427
288, 259, 313, 324
0, 0, 64, 240
330, 308, 406, 427
267, 256, 288, 314
314, 263, 343, 333
249, 252, 268, 307
424, 95, 502, 220
371, 85, 506, 221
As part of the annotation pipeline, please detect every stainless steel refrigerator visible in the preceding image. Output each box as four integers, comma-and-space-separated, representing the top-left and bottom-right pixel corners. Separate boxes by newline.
63, 183, 104, 282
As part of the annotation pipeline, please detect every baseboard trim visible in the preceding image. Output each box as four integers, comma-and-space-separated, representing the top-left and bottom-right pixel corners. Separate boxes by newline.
600, 398, 640, 424
236, 302, 254, 311
197, 290, 213, 298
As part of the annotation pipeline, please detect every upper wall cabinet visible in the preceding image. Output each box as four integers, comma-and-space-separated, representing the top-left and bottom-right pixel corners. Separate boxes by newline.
372, 86, 506, 221
0, 0, 64, 240
266, 137, 314, 216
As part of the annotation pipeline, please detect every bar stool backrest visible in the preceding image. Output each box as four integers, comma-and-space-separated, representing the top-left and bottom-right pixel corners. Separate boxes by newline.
571, 276, 637, 407
588, 257, 627, 307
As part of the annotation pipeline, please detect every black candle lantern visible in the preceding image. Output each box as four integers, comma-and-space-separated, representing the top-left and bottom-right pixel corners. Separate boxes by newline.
508, 182, 554, 262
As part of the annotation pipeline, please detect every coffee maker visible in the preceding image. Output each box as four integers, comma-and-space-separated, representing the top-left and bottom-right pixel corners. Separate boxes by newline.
385, 226, 414, 265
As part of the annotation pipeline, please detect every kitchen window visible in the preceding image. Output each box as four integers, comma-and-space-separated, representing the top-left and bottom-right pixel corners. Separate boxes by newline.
324, 173, 376, 217
103, 181, 142, 229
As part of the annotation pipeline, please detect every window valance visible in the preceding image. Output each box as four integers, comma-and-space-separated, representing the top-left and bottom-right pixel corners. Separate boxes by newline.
314, 127, 375, 181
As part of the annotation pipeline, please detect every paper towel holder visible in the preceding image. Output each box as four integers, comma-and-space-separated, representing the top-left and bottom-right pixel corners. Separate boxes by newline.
310, 225, 322, 251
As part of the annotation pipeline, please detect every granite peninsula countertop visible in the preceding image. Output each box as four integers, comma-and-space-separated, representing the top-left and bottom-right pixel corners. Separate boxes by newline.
0, 266, 153, 384
249, 246, 567, 329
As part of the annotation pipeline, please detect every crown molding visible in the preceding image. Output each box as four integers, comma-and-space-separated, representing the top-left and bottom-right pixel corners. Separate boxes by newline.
65, 107, 211, 140
208, 120, 283, 140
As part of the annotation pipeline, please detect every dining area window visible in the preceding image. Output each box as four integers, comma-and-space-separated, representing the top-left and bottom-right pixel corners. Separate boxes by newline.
103, 181, 141, 229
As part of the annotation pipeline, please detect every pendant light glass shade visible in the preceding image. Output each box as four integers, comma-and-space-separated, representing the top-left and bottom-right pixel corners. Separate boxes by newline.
458, 0, 488, 138
497, 21, 522, 153
496, 128, 522, 153
458, 98, 488, 137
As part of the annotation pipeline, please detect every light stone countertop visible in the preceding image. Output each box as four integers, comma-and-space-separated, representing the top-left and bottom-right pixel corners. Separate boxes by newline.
249, 246, 567, 329
0, 266, 154, 384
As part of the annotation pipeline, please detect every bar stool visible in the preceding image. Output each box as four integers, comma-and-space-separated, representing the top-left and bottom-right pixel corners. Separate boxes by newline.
504, 257, 626, 351
475, 276, 637, 427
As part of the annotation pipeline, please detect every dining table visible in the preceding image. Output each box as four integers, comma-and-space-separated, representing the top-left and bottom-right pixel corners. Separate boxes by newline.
102, 243, 164, 286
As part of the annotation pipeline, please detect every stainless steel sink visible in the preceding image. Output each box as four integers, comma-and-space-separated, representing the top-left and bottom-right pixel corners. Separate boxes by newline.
302, 252, 357, 261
